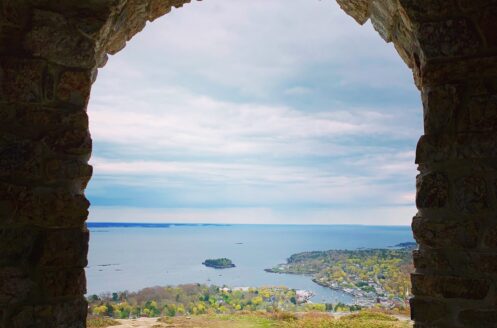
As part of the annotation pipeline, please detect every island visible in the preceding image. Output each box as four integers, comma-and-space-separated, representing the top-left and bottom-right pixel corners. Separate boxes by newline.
202, 258, 235, 269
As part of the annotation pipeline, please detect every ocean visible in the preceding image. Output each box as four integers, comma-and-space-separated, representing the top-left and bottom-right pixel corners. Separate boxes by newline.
86, 224, 414, 304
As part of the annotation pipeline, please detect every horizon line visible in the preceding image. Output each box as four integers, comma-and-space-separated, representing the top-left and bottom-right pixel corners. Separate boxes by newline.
86, 221, 412, 227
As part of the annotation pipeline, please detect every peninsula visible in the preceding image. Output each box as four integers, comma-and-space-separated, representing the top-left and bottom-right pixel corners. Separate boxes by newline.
266, 247, 414, 310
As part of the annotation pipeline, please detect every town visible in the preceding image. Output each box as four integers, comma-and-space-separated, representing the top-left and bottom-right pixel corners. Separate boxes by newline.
266, 245, 414, 312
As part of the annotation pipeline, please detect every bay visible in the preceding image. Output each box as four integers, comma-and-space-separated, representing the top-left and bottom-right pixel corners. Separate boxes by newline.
86, 224, 414, 304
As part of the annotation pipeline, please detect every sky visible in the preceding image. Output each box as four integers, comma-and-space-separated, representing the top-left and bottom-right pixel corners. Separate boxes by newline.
87, 0, 422, 225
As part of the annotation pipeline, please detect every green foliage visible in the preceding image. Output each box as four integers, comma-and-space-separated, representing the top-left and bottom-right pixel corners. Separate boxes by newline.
88, 285, 321, 319
203, 258, 235, 268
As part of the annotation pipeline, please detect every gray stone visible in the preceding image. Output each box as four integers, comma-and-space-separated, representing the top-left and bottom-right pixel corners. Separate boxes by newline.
416, 172, 449, 208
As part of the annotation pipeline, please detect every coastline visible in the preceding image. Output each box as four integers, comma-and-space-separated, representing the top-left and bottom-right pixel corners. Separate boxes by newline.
87, 224, 413, 304
202, 263, 236, 269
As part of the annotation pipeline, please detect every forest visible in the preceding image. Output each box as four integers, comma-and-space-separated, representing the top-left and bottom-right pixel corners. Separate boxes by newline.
88, 284, 330, 319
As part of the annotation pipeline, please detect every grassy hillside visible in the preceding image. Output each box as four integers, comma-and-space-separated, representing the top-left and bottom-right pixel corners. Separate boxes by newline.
88, 311, 412, 328
159, 312, 412, 328
87, 316, 120, 328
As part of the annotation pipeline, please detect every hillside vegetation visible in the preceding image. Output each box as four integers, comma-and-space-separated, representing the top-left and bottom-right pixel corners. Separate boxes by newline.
88, 311, 412, 328
88, 284, 328, 319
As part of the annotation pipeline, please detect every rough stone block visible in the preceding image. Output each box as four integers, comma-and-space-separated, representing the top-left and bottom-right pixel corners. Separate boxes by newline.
399, 0, 459, 20
458, 0, 497, 11
471, 253, 497, 274
42, 269, 86, 298
44, 159, 93, 185
0, 105, 89, 146
422, 56, 497, 87
336, 0, 373, 25
24, 10, 96, 68
416, 172, 449, 208
417, 18, 482, 59
0, 228, 41, 266
392, 21, 415, 68
457, 95, 497, 133
0, 183, 90, 228
417, 132, 497, 162
410, 297, 450, 323
55, 70, 92, 106
9, 298, 87, 328
370, 0, 396, 42
38, 228, 89, 268
412, 273, 490, 299
0, 138, 53, 183
459, 309, 497, 327
56, 298, 87, 328
46, 127, 92, 157
412, 216, 478, 249
0, 24, 24, 56
10, 305, 53, 328
105, 0, 149, 55
413, 249, 451, 272
0, 106, 92, 159
478, 5, 497, 47
455, 176, 488, 213
456, 132, 497, 159
53, 298, 87, 328
0, 267, 34, 305
415, 249, 497, 277
422, 84, 458, 135
416, 134, 452, 163
483, 225, 497, 248
148, 0, 173, 21
0, 58, 48, 103
1, 1, 30, 26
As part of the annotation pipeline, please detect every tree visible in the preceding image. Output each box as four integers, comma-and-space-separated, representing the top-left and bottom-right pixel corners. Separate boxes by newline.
252, 296, 263, 306
93, 305, 108, 316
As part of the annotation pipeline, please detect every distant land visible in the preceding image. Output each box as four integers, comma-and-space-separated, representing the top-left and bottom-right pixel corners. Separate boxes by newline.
87, 222, 412, 228
87, 222, 231, 228
392, 242, 417, 249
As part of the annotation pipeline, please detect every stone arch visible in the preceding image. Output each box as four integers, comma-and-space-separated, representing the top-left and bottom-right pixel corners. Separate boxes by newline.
0, 0, 496, 327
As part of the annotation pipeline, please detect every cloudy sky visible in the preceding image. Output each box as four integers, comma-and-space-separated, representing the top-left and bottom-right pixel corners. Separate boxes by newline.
87, 0, 422, 225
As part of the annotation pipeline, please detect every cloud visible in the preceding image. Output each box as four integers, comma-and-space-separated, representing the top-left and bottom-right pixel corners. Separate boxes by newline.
107, 0, 415, 97
284, 87, 313, 96
89, 153, 416, 210
89, 85, 418, 159
86, 0, 422, 225
89, 205, 415, 226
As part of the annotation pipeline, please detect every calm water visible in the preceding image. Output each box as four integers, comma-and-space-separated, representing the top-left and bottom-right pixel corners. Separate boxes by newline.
86, 224, 414, 304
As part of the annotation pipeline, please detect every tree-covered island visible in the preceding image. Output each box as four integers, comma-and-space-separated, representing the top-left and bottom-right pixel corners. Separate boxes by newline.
202, 258, 235, 269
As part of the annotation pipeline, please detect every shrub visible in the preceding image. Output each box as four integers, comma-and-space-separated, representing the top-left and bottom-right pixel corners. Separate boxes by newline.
87, 316, 120, 328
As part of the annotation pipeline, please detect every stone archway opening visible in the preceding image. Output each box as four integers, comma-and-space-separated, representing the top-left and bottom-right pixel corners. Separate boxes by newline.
85, 0, 419, 308
1, 1, 496, 327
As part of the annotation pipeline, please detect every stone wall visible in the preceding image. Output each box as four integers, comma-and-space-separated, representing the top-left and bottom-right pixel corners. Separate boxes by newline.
0, 0, 496, 327
341, 2, 497, 326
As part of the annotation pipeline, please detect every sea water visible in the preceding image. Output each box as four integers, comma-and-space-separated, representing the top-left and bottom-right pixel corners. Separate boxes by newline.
86, 224, 414, 304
